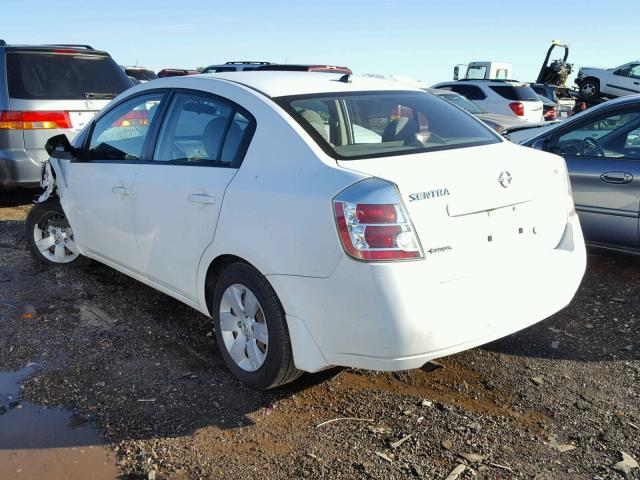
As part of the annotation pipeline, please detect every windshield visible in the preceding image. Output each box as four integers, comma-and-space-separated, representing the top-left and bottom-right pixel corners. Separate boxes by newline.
278, 91, 500, 160
489, 85, 539, 102
436, 92, 484, 114
7, 51, 132, 100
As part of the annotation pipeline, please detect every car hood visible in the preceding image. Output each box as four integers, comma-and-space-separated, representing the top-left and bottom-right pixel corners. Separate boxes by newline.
475, 113, 529, 129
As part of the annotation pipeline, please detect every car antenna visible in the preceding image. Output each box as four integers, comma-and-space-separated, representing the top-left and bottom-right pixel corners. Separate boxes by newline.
339, 74, 352, 83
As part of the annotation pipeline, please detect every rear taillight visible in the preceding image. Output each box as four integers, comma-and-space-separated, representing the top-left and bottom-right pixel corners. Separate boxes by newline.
544, 108, 557, 121
0, 111, 72, 130
333, 178, 423, 261
508, 102, 525, 117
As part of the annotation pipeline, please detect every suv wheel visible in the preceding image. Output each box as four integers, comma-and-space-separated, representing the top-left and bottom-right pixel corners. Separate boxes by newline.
212, 263, 302, 389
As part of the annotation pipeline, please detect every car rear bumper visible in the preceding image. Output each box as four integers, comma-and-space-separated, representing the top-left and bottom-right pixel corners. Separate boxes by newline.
0, 148, 45, 187
269, 215, 586, 372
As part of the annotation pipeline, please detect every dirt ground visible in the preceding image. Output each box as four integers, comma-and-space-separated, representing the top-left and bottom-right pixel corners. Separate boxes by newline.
0, 190, 638, 480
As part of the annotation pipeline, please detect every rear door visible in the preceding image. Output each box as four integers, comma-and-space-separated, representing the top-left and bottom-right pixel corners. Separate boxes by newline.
132, 90, 254, 301
6, 48, 132, 163
63, 92, 166, 272
548, 105, 640, 249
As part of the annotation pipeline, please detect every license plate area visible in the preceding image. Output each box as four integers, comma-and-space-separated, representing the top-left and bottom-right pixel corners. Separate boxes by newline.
484, 204, 534, 244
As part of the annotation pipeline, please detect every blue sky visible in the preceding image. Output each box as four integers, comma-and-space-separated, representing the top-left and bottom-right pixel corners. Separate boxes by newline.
3, 0, 637, 85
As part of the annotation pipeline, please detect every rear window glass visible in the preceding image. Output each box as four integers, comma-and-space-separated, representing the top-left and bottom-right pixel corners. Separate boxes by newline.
6, 51, 132, 100
489, 85, 539, 101
279, 91, 500, 160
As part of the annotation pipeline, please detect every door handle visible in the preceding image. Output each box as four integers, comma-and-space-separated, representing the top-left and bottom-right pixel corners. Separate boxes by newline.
188, 193, 216, 205
600, 171, 633, 184
112, 186, 130, 195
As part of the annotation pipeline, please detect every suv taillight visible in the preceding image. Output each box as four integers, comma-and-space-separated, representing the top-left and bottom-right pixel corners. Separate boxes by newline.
333, 178, 423, 261
508, 102, 525, 117
0, 111, 72, 130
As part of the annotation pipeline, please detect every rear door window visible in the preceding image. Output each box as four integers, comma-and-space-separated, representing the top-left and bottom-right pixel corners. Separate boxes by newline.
6, 51, 132, 100
443, 85, 487, 101
153, 93, 253, 166
489, 85, 539, 101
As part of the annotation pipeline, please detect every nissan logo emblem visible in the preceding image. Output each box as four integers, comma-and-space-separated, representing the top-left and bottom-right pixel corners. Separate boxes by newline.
498, 170, 512, 188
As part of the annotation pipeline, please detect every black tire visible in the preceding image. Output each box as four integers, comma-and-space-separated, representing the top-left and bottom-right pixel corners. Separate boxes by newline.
579, 77, 600, 98
25, 198, 86, 266
212, 263, 302, 389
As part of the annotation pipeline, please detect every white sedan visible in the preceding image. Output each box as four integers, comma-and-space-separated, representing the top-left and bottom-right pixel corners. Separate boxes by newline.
27, 72, 586, 389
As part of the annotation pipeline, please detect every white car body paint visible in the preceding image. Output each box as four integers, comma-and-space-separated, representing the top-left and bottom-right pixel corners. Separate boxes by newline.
42, 72, 586, 373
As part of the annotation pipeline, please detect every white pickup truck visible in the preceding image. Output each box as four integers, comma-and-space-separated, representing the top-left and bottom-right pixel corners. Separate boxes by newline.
576, 61, 640, 98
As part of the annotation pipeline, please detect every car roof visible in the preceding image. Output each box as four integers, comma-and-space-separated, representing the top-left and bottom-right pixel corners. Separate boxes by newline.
197, 71, 422, 98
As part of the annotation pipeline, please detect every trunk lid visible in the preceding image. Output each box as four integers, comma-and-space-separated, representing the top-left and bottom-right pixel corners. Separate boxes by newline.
337, 142, 568, 280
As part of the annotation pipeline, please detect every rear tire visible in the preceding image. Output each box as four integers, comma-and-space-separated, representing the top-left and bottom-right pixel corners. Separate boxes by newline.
579, 78, 600, 98
212, 263, 302, 389
25, 198, 86, 266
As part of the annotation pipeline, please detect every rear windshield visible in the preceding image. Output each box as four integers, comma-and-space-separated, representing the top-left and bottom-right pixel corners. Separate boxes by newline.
489, 85, 539, 102
125, 68, 157, 81
7, 51, 132, 100
278, 91, 500, 160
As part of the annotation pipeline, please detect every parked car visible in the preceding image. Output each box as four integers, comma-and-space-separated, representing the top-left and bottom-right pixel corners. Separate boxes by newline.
520, 95, 640, 253
538, 94, 558, 121
531, 83, 574, 118
202, 61, 272, 73
432, 80, 544, 123
427, 88, 530, 134
27, 72, 586, 389
254, 64, 352, 74
0, 40, 133, 189
157, 68, 199, 78
122, 66, 158, 83
576, 61, 640, 98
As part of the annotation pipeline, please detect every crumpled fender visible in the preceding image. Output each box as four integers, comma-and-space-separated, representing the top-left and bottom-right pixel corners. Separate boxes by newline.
37, 158, 64, 203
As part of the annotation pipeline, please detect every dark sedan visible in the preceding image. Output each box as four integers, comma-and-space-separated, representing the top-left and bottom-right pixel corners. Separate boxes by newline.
521, 95, 640, 253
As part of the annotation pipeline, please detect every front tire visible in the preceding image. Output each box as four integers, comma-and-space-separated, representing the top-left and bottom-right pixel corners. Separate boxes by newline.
212, 263, 302, 389
25, 198, 85, 266
580, 78, 600, 98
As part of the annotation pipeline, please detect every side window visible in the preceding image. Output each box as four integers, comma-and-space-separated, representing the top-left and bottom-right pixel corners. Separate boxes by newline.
630, 64, 640, 80
554, 111, 640, 158
87, 94, 164, 161
153, 93, 251, 165
449, 85, 487, 101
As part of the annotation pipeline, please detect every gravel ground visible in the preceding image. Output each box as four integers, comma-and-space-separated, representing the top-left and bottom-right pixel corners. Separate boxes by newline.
0, 191, 639, 480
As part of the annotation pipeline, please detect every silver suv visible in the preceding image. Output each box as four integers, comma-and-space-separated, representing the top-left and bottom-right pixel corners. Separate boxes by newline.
0, 41, 132, 188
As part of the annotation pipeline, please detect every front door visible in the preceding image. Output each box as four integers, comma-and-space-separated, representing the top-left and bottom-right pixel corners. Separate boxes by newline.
63, 92, 166, 273
549, 106, 640, 249
132, 91, 254, 300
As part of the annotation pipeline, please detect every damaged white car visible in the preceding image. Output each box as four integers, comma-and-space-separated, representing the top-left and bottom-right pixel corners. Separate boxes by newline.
27, 72, 586, 389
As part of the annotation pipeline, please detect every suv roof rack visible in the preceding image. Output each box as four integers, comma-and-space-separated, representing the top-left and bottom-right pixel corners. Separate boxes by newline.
0, 39, 6, 47
42, 44, 95, 50
225, 61, 271, 65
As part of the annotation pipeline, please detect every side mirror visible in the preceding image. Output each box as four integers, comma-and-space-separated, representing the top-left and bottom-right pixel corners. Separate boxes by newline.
45, 134, 77, 160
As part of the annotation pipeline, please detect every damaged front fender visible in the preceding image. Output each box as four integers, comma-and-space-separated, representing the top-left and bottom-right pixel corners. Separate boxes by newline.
37, 158, 64, 204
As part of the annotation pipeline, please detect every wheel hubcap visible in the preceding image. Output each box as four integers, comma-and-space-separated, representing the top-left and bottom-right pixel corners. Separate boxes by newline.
33, 212, 80, 264
219, 284, 268, 372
